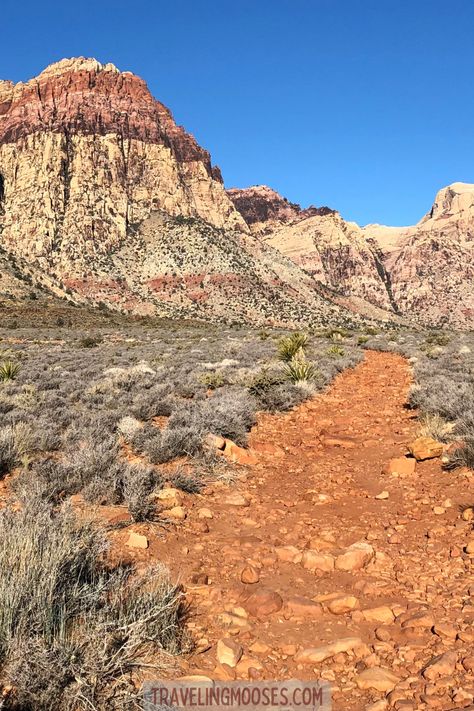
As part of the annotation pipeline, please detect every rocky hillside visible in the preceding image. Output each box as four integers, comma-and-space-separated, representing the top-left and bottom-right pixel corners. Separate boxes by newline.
0, 58, 355, 327
365, 183, 474, 327
229, 183, 474, 327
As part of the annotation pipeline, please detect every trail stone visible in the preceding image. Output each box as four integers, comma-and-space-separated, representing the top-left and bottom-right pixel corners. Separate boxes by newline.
244, 589, 283, 617
356, 667, 400, 692
224, 493, 250, 507
294, 637, 363, 664
327, 595, 360, 615
216, 638, 243, 668
197, 507, 213, 519
383, 457, 416, 477
126, 531, 149, 549
168, 506, 186, 520
407, 437, 444, 461
275, 545, 302, 563
335, 541, 375, 571
401, 611, 435, 629
223, 440, 258, 466
362, 606, 395, 624
422, 651, 458, 680
155, 487, 182, 509
204, 433, 226, 450
240, 565, 260, 584
285, 596, 323, 619
301, 550, 335, 572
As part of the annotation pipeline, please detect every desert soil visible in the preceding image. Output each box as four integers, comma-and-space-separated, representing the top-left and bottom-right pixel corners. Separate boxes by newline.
112, 351, 474, 711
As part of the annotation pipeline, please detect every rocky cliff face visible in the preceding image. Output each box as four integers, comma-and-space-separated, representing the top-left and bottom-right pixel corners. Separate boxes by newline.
229, 186, 397, 315
0, 57, 244, 269
364, 183, 474, 327
0, 58, 355, 327
230, 183, 474, 328
227, 185, 334, 235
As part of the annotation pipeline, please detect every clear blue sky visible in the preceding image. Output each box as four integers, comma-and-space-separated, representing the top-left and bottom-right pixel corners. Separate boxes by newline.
2, 0, 474, 225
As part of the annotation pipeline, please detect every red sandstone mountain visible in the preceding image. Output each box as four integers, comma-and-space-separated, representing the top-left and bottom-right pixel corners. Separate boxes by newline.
1, 57, 471, 328
228, 184, 474, 327
0, 58, 353, 327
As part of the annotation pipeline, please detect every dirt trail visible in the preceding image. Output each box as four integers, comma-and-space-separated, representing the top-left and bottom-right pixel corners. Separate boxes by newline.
116, 351, 474, 711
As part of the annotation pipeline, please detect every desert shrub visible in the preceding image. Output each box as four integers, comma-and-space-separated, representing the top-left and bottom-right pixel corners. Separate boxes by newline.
327, 345, 345, 357
0, 427, 18, 477
0, 503, 186, 710
284, 353, 318, 384
425, 331, 451, 347
122, 464, 162, 522
277, 332, 308, 362
147, 426, 203, 464
357, 335, 369, 345
130, 384, 173, 420
117, 415, 142, 440
248, 367, 306, 411
79, 335, 103, 348
198, 371, 225, 389
0, 360, 20, 382
170, 467, 205, 494
444, 440, 474, 470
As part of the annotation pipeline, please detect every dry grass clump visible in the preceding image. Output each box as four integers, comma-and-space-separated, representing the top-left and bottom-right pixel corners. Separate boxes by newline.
418, 413, 455, 443
0, 502, 186, 710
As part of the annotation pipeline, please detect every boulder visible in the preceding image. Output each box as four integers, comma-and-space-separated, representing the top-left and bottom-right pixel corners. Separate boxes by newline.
126, 531, 149, 549
407, 436, 444, 461
295, 637, 363, 664
243, 588, 283, 617
335, 541, 375, 571
356, 667, 400, 692
216, 638, 243, 668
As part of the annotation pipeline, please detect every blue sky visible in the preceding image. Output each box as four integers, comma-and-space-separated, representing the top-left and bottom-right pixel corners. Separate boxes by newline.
2, 0, 474, 225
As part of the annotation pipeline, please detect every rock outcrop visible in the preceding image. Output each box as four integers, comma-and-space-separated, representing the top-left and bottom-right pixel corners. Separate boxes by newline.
227, 185, 334, 235
365, 183, 474, 328
230, 183, 474, 327
0, 58, 354, 327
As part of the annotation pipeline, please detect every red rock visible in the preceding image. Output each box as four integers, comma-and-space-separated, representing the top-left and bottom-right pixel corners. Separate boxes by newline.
383, 457, 416, 477
240, 565, 260, 584
222, 440, 258, 466
243, 588, 283, 617
284, 596, 323, 619
126, 531, 148, 549
407, 437, 444, 461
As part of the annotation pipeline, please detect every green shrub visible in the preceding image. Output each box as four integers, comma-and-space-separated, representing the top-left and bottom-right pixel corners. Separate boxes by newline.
79, 336, 102, 348
324, 327, 347, 341
277, 332, 308, 362
425, 331, 451, 347
0, 360, 20, 382
327, 345, 345, 357
284, 354, 317, 384
199, 371, 225, 389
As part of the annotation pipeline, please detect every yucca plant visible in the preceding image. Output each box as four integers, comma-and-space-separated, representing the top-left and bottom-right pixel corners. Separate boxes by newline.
277, 332, 308, 362
0, 360, 20, 382
327, 345, 345, 357
283, 348, 317, 383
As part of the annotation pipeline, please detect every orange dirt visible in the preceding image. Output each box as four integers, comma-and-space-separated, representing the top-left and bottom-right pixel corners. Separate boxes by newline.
110, 351, 474, 710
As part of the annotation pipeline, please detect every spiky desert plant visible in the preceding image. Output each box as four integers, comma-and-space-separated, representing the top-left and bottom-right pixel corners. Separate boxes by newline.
277, 332, 308, 362
0, 360, 20, 382
283, 349, 317, 383
327, 345, 345, 357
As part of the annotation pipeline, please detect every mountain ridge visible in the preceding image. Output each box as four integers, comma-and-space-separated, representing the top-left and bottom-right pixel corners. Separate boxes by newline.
1, 57, 472, 328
